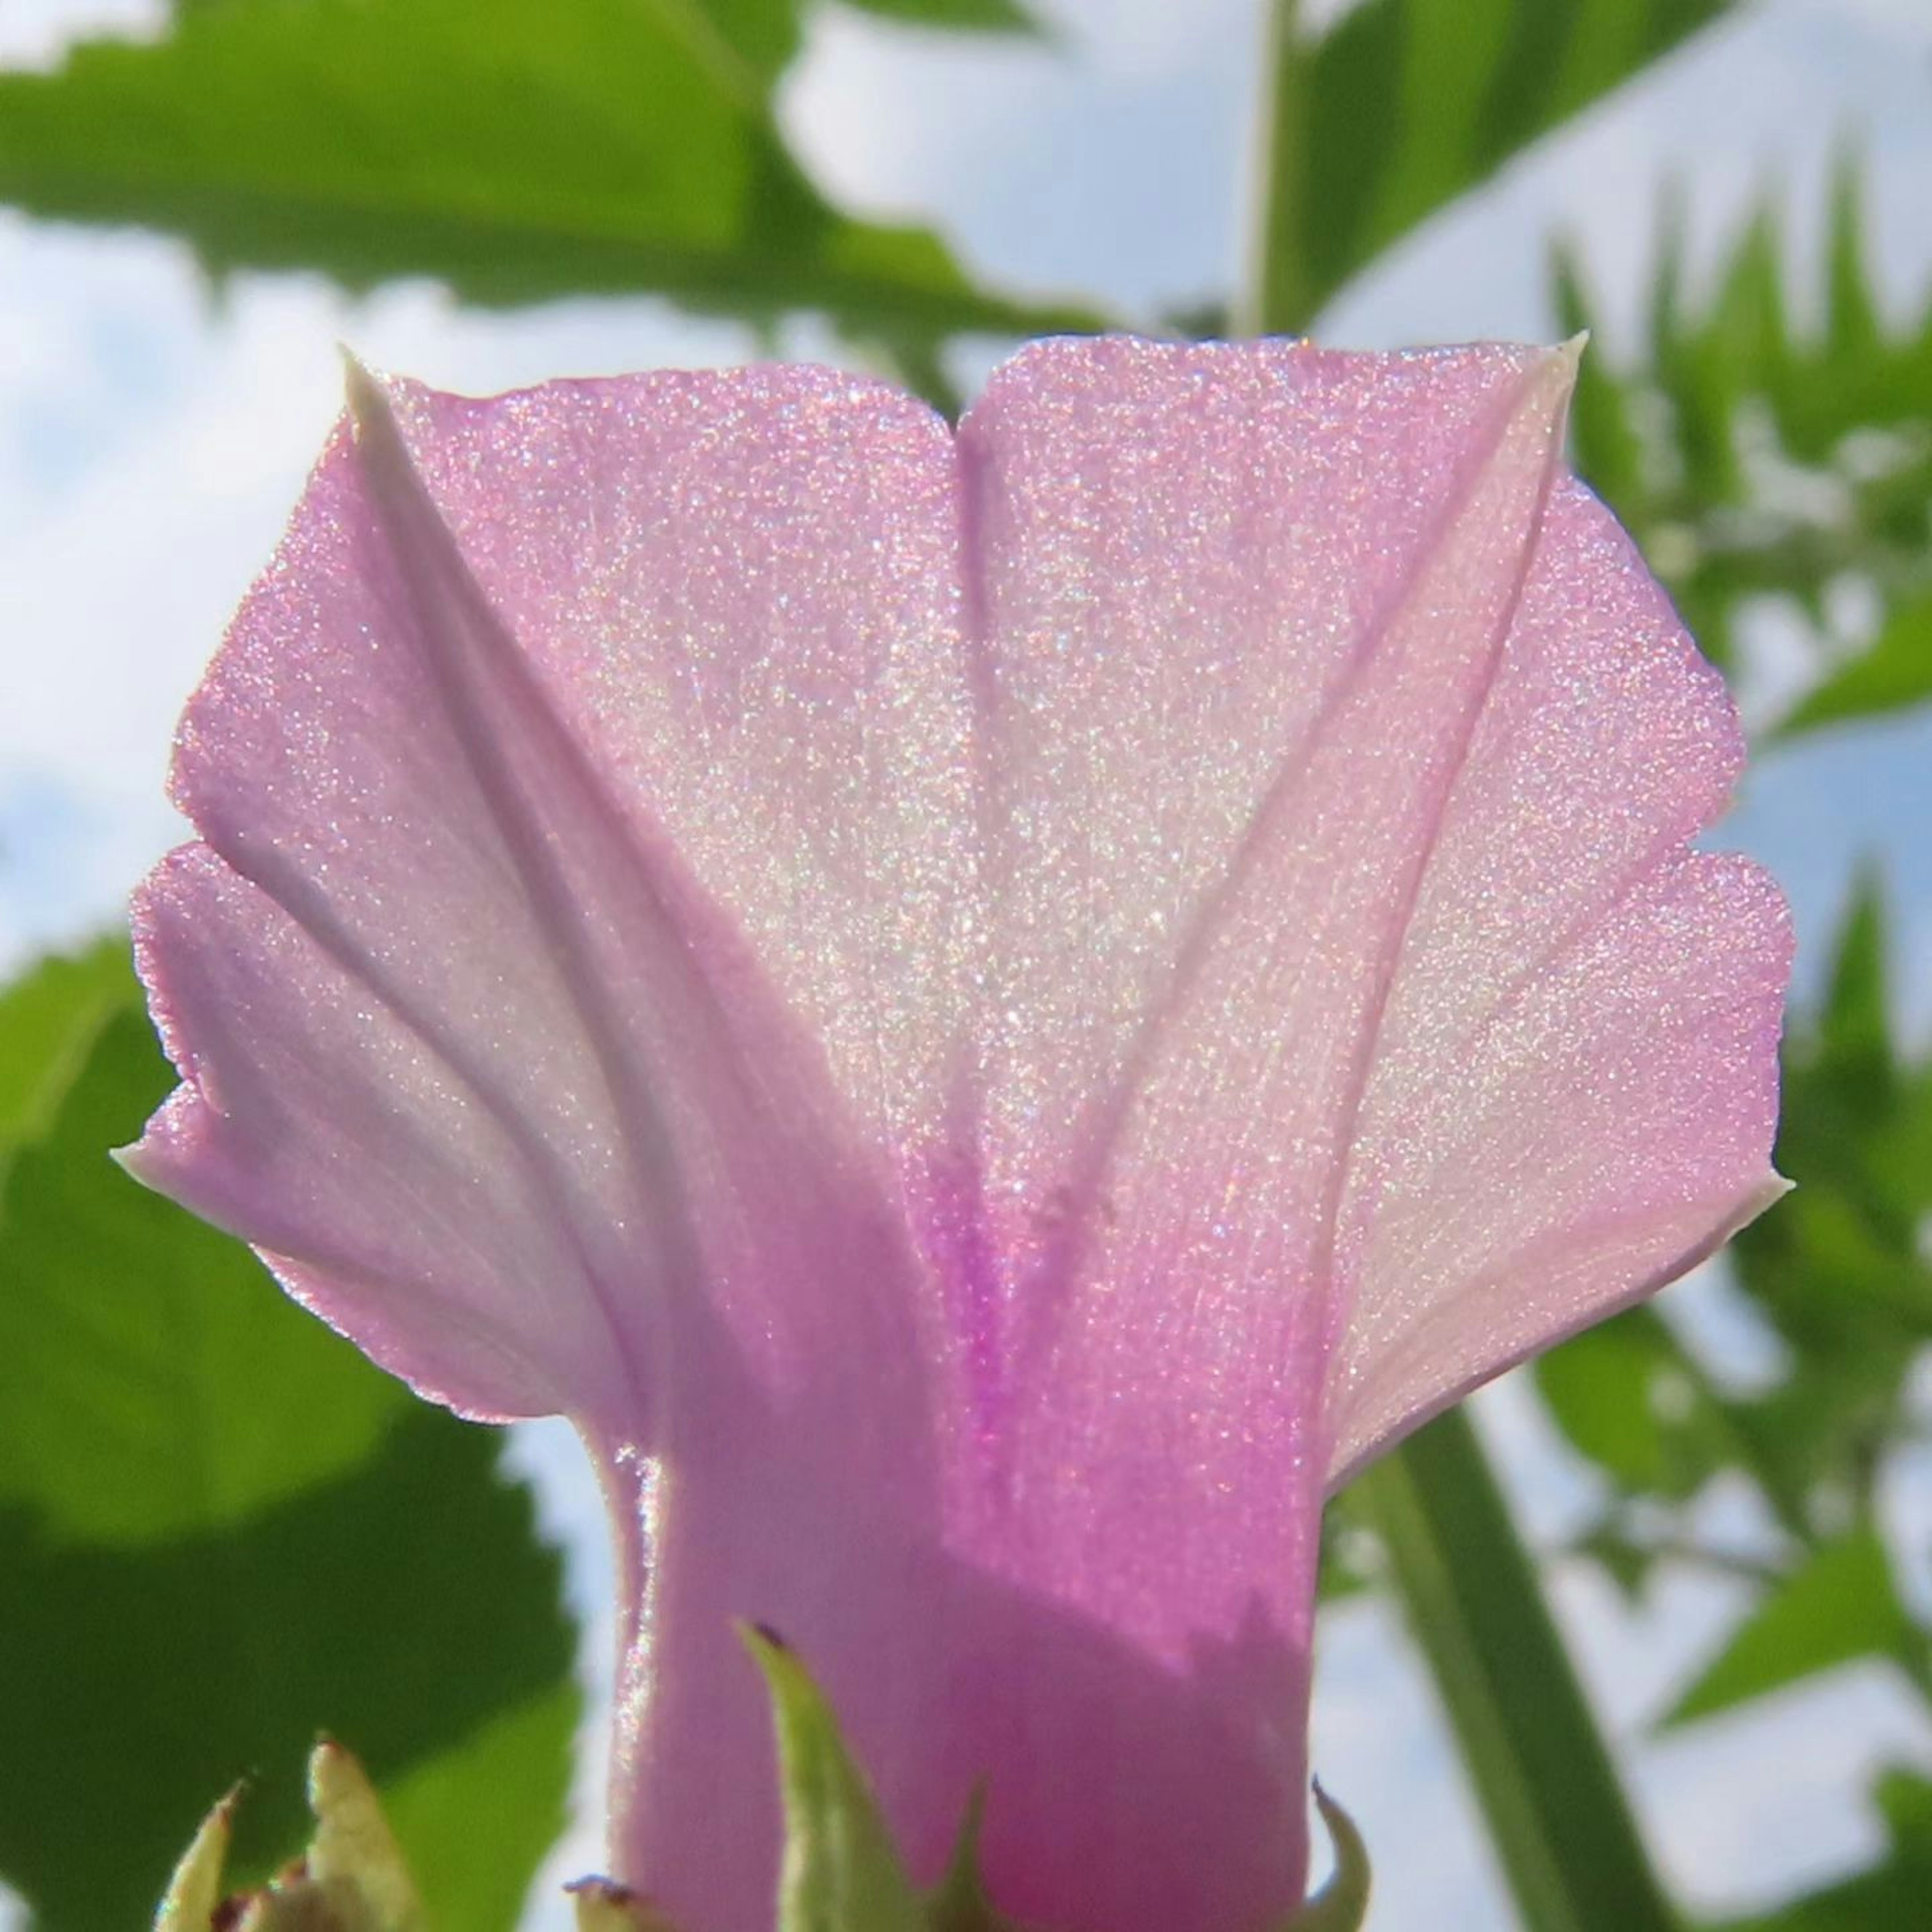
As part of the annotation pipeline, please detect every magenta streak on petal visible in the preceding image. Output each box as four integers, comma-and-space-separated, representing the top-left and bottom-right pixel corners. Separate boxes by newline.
918, 1130, 1011, 1470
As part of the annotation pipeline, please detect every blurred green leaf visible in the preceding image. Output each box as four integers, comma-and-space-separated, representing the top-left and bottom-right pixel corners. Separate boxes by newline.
0, 937, 131, 1159
379, 1686, 584, 1930
840, 0, 1040, 29
1351, 1408, 1681, 1932
1315, 1489, 1381, 1602
1716, 1771, 1932, 1930
1534, 1306, 1726, 1503
0, 0, 1087, 342
0, 974, 578, 1930
1724, 877, 1932, 1531
1250, 0, 1735, 331
0, 1007, 397, 1541
1559, 165, 1932, 714
1775, 587, 1932, 739
1663, 1530, 1925, 1727
1717, 1853, 1932, 1932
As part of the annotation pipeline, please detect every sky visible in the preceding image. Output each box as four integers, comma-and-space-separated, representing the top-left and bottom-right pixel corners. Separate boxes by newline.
3, 1, 1932, 1927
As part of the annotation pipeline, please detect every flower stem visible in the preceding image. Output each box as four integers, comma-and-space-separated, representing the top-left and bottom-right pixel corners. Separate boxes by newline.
1349, 1408, 1682, 1932
1241, 0, 1309, 336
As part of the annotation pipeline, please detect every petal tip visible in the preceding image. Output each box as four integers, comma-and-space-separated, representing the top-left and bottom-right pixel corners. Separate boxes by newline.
339, 347, 389, 427
340, 350, 414, 484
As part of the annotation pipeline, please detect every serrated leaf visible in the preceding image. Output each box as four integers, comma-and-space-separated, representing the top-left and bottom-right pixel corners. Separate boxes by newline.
1556, 168, 1932, 710
1664, 1530, 1924, 1728
0, 1008, 400, 1541
744, 1627, 923, 1932
1251, 0, 1735, 329
0, 0, 1090, 341
0, 987, 579, 1930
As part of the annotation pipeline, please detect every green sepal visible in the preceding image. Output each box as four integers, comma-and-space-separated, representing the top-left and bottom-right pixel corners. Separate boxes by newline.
742, 1624, 925, 1932
1278, 1784, 1371, 1932
295, 1737, 429, 1931
154, 1786, 237, 1932
151, 1742, 426, 1932
926, 1785, 1026, 1932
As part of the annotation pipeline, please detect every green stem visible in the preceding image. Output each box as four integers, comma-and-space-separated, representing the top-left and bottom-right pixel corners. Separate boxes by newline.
1241, 0, 1308, 336
1349, 1410, 1681, 1932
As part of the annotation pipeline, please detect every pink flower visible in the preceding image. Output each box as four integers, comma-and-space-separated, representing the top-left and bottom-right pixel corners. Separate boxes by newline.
126, 338, 1789, 1932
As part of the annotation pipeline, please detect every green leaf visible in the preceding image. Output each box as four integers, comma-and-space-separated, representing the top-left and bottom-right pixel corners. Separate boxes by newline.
0, 936, 131, 1159
1555, 169, 1932, 701
1350, 1407, 1680, 1932
1824, 147, 1883, 366
1722, 879, 1932, 1530
744, 1626, 924, 1932
1553, 248, 1645, 512
380, 1686, 583, 1930
0, 988, 579, 1930
1714, 1770, 1932, 1930
840, 0, 1040, 30
0, 1009, 398, 1541
1663, 1530, 1925, 1727
926, 1789, 1011, 1932
0, 0, 1090, 340
1249, 0, 1735, 331
1774, 587, 1932, 739
1534, 1306, 1723, 1502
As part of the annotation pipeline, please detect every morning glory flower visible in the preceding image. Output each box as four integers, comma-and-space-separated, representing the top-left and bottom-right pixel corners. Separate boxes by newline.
126, 337, 1789, 1932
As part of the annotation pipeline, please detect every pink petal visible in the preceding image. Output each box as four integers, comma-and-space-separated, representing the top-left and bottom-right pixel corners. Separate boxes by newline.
124, 337, 1791, 1932
129, 364, 974, 1448
951, 337, 1578, 1628
945, 336, 1786, 1527
1326, 477, 1791, 1485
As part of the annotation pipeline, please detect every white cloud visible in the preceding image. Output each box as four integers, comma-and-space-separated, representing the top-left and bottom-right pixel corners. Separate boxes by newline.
0, 0, 158, 68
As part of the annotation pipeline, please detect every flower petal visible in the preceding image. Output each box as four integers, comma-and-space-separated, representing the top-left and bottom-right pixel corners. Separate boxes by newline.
1325, 476, 1791, 1485
124, 338, 1791, 1932
127, 364, 977, 1445
946, 327, 1787, 1639
953, 336, 1580, 1635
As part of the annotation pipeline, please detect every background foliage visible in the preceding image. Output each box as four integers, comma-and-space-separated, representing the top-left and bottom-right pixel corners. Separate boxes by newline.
1, 1, 1927, 1926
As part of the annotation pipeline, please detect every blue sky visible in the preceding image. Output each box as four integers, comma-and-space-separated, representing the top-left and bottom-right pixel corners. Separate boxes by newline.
3, 2, 1931, 1927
